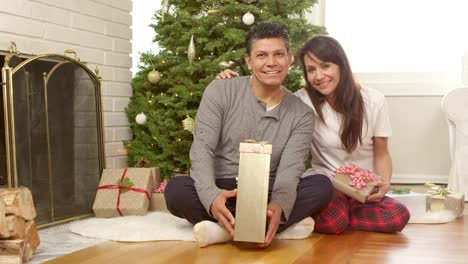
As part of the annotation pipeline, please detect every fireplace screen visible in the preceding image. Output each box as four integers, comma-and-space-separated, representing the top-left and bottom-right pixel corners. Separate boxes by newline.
1, 42, 105, 226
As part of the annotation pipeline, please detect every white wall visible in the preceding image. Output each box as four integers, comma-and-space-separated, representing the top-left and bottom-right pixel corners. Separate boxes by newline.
387, 97, 450, 183
0, 0, 133, 168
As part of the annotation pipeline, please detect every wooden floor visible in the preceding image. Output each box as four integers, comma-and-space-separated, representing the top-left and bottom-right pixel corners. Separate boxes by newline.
46, 206, 467, 264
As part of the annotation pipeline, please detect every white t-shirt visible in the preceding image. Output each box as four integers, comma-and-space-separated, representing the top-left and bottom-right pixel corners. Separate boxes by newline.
295, 86, 392, 179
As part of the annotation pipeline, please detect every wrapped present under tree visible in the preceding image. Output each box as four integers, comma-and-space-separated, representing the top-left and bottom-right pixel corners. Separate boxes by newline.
387, 188, 427, 218
92, 168, 158, 218
425, 183, 465, 217
150, 176, 169, 212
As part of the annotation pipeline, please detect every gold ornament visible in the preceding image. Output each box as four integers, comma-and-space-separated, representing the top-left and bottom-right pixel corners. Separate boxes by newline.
147, 69, 161, 84
188, 35, 196, 65
182, 115, 195, 133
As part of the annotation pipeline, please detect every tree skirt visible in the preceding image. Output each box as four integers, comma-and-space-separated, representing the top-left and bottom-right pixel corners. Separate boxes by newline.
69, 211, 313, 242
408, 210, 459, 224
70, 212, 196, 242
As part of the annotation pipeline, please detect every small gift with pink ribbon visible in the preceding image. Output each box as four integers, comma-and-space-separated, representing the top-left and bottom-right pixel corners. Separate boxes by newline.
332, 164, 380, 203
92, 168, 158, 218
150, 178, 169, 212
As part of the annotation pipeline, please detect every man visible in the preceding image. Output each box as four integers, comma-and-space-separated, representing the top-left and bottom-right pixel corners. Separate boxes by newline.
165, 22, 332, 248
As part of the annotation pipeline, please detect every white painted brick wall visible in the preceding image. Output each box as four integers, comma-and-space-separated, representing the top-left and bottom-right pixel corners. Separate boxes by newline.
113, 38, 132, 53
78, 31, 113, 50
30, 2, 71, 26
44, 23, 81, 44
1, 0, 32, 17
104, 112, 129, 127
103, 82, 133, 97
114, 98, 131, 112
72, 13, 106, 34
0, 0, 133, 169
0, 13, 43, 37
113, 127, 133, 141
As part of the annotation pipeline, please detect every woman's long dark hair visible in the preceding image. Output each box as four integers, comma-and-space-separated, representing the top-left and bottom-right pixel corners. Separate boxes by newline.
298, 35, 365, 153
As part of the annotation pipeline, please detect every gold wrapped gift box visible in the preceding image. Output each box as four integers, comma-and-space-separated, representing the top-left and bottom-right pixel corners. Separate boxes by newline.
427, 192, 465, 217
425, 183, 465, 217
234, 140, 272, 243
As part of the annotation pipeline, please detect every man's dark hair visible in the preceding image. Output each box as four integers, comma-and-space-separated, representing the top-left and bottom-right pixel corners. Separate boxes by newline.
245, 22, 291, 55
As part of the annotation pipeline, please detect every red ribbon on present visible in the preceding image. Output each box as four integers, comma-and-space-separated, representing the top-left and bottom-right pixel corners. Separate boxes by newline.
97, 168, 151, 216
333, 164, 380, 190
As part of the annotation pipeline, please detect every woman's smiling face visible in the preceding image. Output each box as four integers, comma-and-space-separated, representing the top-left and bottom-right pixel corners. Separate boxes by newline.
304, 52, 341, 103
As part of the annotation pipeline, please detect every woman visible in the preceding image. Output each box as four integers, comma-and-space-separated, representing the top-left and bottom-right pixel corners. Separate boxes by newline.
217, 35, 410, 234
295, 35, 409, 234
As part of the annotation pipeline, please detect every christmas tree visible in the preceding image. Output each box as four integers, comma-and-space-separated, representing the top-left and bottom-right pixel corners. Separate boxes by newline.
126, 0, 325, 179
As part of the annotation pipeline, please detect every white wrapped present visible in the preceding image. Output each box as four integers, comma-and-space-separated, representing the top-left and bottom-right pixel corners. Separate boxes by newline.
387, 191, 427, 218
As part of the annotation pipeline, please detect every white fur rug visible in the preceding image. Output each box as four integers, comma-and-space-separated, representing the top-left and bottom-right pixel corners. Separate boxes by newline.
70, 212, 196, 242
69, 210, 458, 242
69, 211, 313, 242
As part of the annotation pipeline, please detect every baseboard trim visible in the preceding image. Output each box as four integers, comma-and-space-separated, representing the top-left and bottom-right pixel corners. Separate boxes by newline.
391, 173, 448, 184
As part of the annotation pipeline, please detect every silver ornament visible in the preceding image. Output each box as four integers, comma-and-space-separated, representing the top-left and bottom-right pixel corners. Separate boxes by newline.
136, 112, 147, 125
188, 35, 196, 65
242, 12, 255, 25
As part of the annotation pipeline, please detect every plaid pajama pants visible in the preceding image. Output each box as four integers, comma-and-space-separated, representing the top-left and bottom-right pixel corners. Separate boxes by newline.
312, 189, 410, 234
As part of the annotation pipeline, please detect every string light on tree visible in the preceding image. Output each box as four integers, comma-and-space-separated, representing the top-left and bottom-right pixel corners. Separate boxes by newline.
136, 112, 147, 125
242, 12, 255, 25
147, 69, 161, 84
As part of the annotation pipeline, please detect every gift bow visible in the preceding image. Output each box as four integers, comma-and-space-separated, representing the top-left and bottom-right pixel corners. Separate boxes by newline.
244, 139, 269, 145
390, 187, 411, 194
424, 183, 453, 198
334, 164, 380, 190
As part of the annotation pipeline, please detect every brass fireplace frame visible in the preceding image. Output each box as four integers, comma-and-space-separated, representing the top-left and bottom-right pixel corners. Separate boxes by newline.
1, 42, 106, 226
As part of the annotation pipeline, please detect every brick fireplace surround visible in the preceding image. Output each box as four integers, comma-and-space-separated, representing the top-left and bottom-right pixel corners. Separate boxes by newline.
0, 0, 133, 170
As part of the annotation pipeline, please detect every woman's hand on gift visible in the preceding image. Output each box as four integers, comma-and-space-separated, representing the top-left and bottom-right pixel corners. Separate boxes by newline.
366, 179, 390, 202
210, 189, 237, 236
216, 69, 239, 80
370, 136, 392, 202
